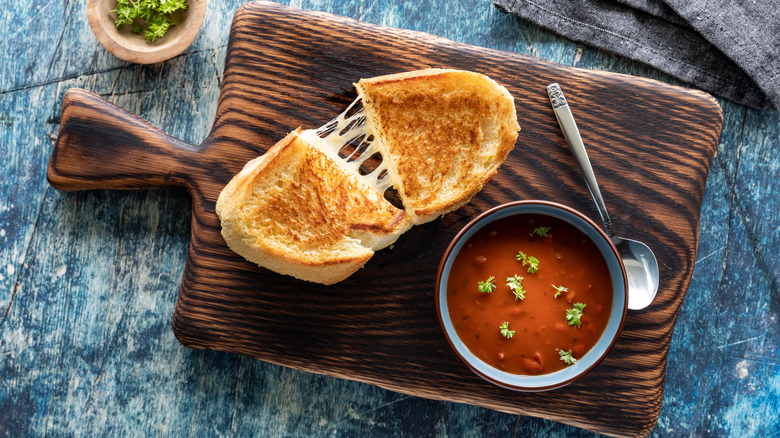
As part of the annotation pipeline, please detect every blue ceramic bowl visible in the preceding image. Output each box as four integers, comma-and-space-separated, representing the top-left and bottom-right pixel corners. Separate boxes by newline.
436, 201, 628, 391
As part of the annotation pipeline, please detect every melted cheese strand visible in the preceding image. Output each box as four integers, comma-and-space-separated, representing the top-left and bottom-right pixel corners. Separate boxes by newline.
298, 97, 394, 196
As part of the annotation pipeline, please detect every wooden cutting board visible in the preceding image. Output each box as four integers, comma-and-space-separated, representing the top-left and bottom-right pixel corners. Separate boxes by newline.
48, 2, 723, 436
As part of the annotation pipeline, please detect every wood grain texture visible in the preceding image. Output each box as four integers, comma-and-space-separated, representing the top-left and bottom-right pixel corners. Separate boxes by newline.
46, 2, 723, 437
3, 0, 778, 437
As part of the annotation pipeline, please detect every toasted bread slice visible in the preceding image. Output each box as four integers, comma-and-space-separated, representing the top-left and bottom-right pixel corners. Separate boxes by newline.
216, 130, 411, 285
217, 68, 519, 285
356, 69, 520, 224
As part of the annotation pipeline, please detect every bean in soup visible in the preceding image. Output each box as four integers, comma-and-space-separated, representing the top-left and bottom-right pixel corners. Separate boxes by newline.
446, 213, 613, 375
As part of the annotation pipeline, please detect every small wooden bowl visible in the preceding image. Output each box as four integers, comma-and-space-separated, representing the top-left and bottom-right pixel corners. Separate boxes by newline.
87, 0, 207, 64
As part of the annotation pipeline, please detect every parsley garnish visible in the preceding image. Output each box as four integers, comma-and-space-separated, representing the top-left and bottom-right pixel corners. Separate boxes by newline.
552, 284, 568, 298
506, 275, 526, 300
478, 276, 496, 293
516, 251, 540, 273
111, 0, 189, 42
530, 225, 552, 237
499, 321, 515, 339
559, 349, 578, 365
566, 302, 586, 327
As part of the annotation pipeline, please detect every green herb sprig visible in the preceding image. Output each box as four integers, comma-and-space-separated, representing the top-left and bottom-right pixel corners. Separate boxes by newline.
552, 284, 568, 298
566, 302, 586, 327
111, 0, 189, 42
506, 275, 525, 301
559, 349, 577, 365
516, 251, 540, 273
530, 225, 552, 237
478, 276, 496, 293
499, 321, 515, 339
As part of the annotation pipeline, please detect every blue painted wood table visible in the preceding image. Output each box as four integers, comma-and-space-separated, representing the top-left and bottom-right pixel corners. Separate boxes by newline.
1, 1, 777, 436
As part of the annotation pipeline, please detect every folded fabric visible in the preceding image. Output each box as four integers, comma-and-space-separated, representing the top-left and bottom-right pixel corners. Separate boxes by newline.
494, 0, 779, 110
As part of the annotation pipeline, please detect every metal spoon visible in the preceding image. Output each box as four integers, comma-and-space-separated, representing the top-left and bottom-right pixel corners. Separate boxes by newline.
546, 83, 660, 310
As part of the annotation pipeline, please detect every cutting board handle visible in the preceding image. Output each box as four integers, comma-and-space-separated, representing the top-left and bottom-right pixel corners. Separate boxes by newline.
48, 88, 198, 191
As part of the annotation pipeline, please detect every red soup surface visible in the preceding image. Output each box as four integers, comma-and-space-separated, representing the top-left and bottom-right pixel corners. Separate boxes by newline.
447, 213, 613, 375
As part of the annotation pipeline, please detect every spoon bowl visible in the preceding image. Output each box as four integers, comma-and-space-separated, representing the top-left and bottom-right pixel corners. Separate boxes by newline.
547, 83, 660, 310
613, 237, 660, 309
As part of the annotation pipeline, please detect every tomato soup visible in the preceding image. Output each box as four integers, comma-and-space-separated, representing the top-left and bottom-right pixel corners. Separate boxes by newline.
446, 213, 613, 375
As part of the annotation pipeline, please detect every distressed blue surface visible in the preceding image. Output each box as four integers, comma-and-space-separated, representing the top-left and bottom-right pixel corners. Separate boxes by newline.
0, 0, 778, 436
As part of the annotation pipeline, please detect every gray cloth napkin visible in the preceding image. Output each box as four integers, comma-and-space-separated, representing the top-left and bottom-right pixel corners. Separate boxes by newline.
494, 0, 779, 110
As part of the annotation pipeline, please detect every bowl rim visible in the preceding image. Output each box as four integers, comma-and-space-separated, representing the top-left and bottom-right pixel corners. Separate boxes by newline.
435, 200, 628, 391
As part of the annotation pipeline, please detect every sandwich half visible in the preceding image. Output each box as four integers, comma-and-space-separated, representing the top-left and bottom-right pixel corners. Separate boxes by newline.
216, 130, 411, 285
355, 69, 520, 224
217, 68, 520, 284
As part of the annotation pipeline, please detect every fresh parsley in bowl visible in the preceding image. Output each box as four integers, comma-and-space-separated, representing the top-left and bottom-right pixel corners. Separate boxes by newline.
87, 0, 207, 64
111, 0, 190, 43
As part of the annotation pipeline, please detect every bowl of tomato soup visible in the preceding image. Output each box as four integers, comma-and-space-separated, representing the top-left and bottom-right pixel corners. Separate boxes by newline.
436, 201, 628, 391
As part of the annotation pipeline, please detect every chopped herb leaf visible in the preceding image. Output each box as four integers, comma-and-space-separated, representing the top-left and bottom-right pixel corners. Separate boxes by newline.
526, 256, 539, 273
566, 302, 586, 327
552, 284, 568, 298
478, 276, 496, 293
516, 251, 540, 273
506, 275, 525, 300
530, 225, 552, 237
499, 321, 515, 339
559, 349, 578, 365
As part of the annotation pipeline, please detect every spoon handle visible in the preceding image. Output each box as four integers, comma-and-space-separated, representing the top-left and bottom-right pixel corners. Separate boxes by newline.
547, 83, 615, 237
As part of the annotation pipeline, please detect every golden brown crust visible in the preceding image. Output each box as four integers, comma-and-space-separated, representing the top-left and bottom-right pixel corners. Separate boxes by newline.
216, 131, 410, 285
217, 68, 519, 284
356, 69, 520, 224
